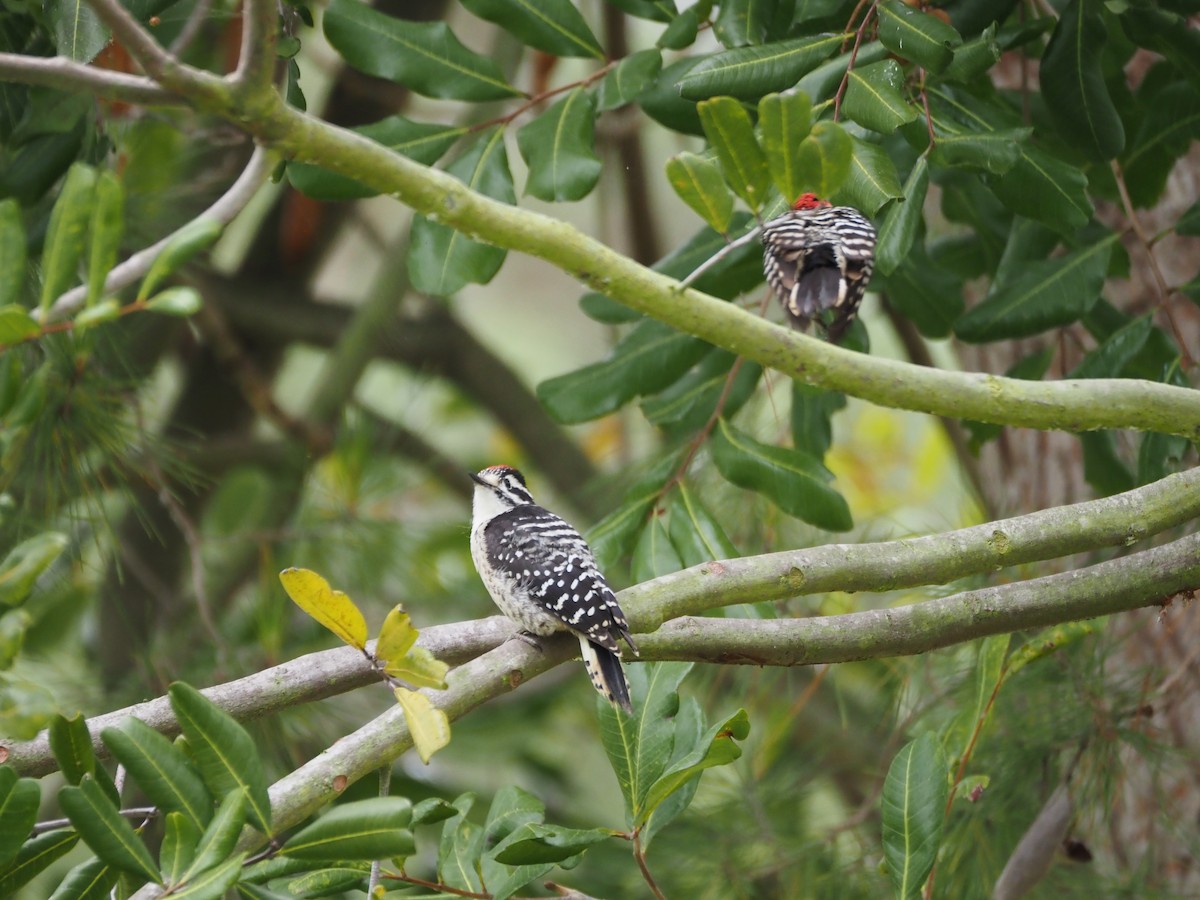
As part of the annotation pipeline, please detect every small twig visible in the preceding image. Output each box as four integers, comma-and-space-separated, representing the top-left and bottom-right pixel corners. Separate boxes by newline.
44, 145, 275, 323
384, 872, 491, 898
85, 0, 194, 84
367, 765, 393, 896
833, 2, 876, 122
1111, 160, 1195, 370
32, 806, 159, 835
0, 52, 180, 105
631, 828, 666, 900
677, 225, 763, 290
469, 62, 615, 133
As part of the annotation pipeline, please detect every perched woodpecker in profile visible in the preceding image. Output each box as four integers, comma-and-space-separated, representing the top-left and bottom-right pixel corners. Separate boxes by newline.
761, 192, 877, 343
469, 465, 638, 714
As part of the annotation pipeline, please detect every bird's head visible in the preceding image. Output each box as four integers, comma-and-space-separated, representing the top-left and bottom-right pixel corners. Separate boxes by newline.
792, 192, 832, 211
470, 465, 535, 511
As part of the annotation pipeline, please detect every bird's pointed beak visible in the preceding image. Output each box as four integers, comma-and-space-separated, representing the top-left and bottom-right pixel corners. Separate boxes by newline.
469, 471, 488, 487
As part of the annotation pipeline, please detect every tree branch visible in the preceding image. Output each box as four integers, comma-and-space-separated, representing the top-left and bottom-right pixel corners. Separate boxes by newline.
640, 530, 1200, 665
624, 466, 1200, 628
42, 145, 276, 323
84, 0, 221, 94
216, 96, 1200, 440
230, 0, 279, 93
0, 618, 514, 776
0, 52, 180, 106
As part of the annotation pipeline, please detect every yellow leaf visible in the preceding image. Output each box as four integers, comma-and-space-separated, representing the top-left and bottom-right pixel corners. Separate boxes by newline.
393, 688, 451, 764
278, 567, 368, 650
385, 645, 449, 690
376, 605, 418, 667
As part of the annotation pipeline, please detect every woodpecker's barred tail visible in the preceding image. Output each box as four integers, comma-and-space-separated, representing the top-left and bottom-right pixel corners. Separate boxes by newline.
468, 465, 638, 714
761, 192, 876, 343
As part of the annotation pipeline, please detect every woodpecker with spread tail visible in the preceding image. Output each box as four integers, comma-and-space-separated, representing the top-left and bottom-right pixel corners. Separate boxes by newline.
761, 192, 876, 343
469, 465, 638, 714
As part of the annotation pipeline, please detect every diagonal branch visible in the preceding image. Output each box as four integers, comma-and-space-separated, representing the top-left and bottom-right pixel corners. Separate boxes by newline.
225, 98, 1200, 440
230, 0, 280, 93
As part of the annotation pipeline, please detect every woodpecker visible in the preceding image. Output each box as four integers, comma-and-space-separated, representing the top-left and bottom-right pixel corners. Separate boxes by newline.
469, 465, 638, 714
761, 192, 876, 343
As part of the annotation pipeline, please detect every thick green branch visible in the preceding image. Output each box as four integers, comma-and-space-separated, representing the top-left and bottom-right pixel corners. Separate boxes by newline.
641, 529, 1200, 665
625, 467, 1200, 628
230, 99, 1200, 439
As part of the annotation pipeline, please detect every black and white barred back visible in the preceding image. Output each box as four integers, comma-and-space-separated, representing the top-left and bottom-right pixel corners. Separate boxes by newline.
761, 193, 876, 343
469, 465, 637, 713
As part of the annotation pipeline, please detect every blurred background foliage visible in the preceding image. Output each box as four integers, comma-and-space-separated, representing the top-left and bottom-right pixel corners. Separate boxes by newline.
0, 0, 1198, 895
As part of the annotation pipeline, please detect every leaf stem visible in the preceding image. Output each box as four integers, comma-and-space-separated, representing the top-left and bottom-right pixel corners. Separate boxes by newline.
632, 827, 667, 900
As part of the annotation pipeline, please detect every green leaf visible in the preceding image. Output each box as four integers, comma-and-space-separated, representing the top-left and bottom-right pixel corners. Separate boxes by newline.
657, 6, 701, 49
0, 830, 79, 896
166, 851, 246, 899
710, 418, 852, 531
491, 823, 609, 865
175, 788, 245, 885
697, 96, 770, 212
597, 49, 663, 110
928, 127, 1026, 175
145, 287, 202, 317
608, 0, 676, 21
586, 453, 682, 569
59, 776, 162, 884
0, 767, 39, 870
46, 0, 109, 62
875, 155, 928, 277
1137, 429, 1189, 486
480, 788, 554, 900
0, 610, 29, 670
73, 298, 120, 329
49, 713, 98, 786
84, 171, 123, 308
877, 0, 961, 74
955, 234, 1117, 342
1120, 4, 1200, 93
517, 89, 602, 202
666, 152, 734, 233
287, 116, 466, 201
0, 201, 27, 308
409, 128, 514, 297
324, 0, 522, 100
0, 532, 68, 607
990, 144, 1092, 233
1081, 431, 1135, 496
137, 218, 222, 302
159, 812, 201, 885
881, 733, 948, 899
794, 120, 852, 199
947, 634, 1008, 766
667, 483, 740, 566
1121, 81, 1200, 208
412, 797, 459, 826
836, 135, 905, 216
641, 351, 761, 438
168, 682, 272, 835
285, 867, 366, 896
790, 382, 846, 458
677, 33, 844, 101
438, 794, 483, 893
631, 514, 683, 584
38, 162, 96, 313
640, 57, 707, 136
942, 23, 1000, 84
714, 0, 785, 46
1070, 315, 1153, 379
759, 91, 813, 204
281, 796, 415, 861
795, 40, 890, 103
1005, 621, 1095, 679
278, 567, 368, 649
598, 662, 692, 821
640, 698, 703, 847
883, 242, 964, 339
1041, 0, 1124, 161
843, 60, 918, 134
394, 687, 451, 763
47, 855, 117, 900
460, 0, 603, 58
537, 319, 709, 423
641, 709, 749, 817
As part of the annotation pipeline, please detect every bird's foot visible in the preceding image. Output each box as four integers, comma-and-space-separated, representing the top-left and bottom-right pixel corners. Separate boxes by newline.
513, 631, 545, 651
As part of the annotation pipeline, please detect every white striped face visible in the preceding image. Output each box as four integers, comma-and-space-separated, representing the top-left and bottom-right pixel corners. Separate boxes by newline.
471, 465, 535, 523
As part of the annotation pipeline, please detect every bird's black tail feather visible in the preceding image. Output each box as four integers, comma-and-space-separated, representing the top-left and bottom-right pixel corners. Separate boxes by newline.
579, 638, 633, 715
